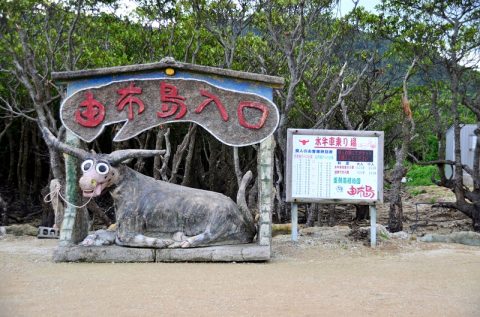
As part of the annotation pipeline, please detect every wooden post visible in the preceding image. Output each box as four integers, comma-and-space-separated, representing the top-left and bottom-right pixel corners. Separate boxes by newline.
59, 131, 88, 246
258, 135, 275, 247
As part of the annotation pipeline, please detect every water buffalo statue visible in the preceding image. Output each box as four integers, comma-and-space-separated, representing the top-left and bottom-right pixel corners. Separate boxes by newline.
42, 127, 256, 248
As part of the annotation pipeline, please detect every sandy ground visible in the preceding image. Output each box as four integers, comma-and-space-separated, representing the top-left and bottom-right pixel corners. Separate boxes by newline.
1, 233, 480, 317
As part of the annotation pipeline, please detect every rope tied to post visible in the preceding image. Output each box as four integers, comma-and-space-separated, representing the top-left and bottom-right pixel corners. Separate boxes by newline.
44, 182, 92, 209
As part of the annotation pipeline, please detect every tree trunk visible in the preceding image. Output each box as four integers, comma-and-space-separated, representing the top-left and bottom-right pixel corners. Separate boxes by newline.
206, 137, 221, 190
389, 200, 403, 232
472, 206, 480, 232
328, 204, 336, 226
306, 203, 319, 227
274, 150, 286, 223
133, 130, 153, 174
32, 127, 42, 194
7, 130, 16, 184
388, 126, 409, 232
355, 205, 369, 221
430, 89, 448, 183
17, 124, 28, 198
159, 128, 172, 181
153, 127, 167, 180
170, 124, 197, 184
389, 163, 405, 232
181, 126, 197, 187
0, 195, 7, 226
388, 57, 417, 233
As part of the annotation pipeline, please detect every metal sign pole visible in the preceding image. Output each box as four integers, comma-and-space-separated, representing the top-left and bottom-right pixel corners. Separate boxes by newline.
291, 203, 298, 242
369, 205, 377, 247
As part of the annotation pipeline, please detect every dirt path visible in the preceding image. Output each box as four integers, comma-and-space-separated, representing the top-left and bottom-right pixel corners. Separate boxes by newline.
1, 234, 479, 317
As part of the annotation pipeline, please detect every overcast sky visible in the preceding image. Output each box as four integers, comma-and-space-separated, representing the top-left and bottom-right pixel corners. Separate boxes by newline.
115, 0, 382, 18
338, 0, 380, 16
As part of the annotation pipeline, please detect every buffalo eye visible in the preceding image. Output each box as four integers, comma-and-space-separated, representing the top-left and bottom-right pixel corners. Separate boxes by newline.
96, 162, 110, 175
81, 159, 94, 172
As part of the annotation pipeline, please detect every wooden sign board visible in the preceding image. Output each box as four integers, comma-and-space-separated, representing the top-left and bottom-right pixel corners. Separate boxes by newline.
60, 71, 279, 147
286, 129, 384, 204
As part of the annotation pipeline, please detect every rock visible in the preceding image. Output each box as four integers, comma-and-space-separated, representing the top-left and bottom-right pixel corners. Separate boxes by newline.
358, 224, 391, 240
376, 225, 392, 240
391, 231, 410, 240
420, 231, 480, 246
6, 224, 38, 236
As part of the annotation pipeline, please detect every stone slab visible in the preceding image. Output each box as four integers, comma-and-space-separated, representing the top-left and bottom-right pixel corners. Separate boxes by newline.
53, 244, 270, 263
53, 245, 155, 263
156, 244, 270, 262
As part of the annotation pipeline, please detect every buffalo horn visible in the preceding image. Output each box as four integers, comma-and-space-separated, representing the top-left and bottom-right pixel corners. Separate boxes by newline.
107, 149, 166, 165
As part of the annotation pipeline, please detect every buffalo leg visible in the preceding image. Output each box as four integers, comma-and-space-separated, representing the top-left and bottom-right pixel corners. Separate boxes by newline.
115, 232, 173, 248
180, 225, 226, 248
115, 213, 173, 248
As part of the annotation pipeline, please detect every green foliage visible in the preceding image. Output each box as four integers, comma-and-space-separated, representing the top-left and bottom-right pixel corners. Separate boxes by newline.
406, 165, 439, 186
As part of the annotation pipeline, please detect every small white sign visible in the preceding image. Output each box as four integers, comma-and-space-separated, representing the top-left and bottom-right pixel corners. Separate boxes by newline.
286, 129, 384, 204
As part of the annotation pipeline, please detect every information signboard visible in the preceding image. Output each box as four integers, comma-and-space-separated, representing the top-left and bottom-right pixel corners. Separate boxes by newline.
286, 129, 384, 204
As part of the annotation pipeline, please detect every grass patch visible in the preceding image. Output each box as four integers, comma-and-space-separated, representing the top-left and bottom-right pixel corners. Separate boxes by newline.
406, 165, 439, 186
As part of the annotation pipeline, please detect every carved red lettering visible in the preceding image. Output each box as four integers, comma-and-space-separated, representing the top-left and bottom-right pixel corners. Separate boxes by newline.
237, 101, 269, 129
157, 82, 187, 119
195, 90, 229, 121
116, 83, 145, 120
75, 91, 105, 127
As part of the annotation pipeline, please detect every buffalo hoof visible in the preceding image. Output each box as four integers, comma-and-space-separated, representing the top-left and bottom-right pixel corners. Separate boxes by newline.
81, 229, 116, 246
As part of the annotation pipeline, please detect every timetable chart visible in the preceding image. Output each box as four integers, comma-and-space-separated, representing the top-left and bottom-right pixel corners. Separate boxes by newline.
290, 133, 380, 201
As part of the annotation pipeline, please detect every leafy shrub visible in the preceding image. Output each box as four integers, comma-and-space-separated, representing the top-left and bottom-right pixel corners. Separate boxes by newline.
406, 165, 439, 186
